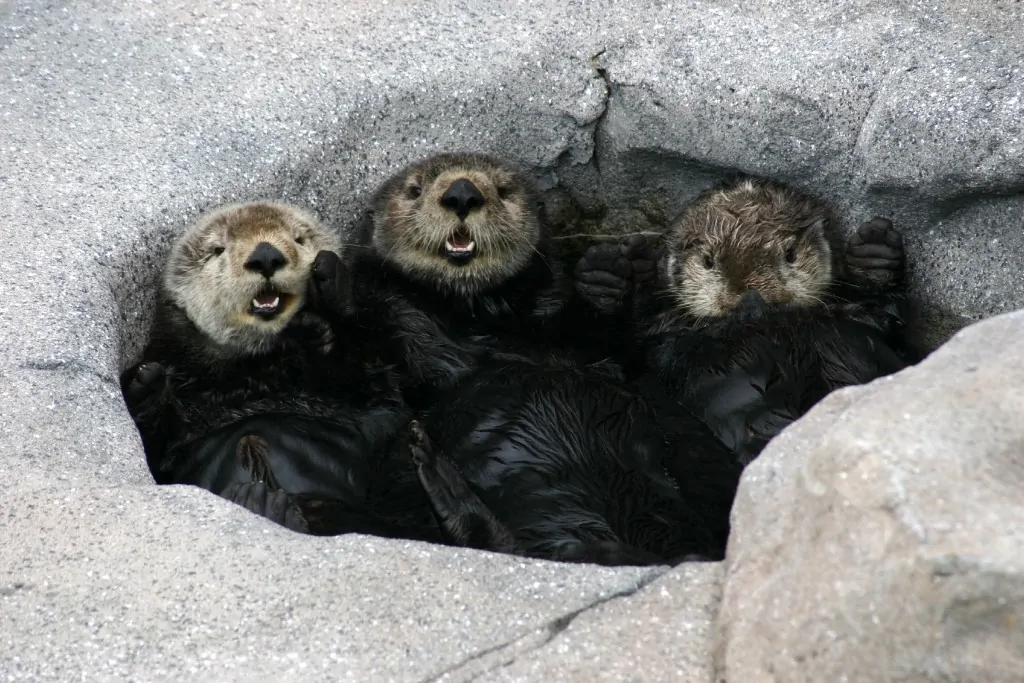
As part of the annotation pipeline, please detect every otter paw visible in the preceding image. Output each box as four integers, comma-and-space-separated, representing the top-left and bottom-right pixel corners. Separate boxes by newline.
405, 420, 435, 467
311, 250, 354, 315
121, 362, 168, 411
223, 482, 309, 534
621, 233, 661, 289
845, 217, 905, 290
574, 242, 632, 315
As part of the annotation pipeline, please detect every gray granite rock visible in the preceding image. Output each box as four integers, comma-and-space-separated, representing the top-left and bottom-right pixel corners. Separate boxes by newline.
715, 309, 1024, 683
2, 0, 1022, 679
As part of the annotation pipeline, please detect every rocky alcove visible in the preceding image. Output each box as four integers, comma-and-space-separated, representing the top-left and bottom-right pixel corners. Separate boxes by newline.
2, 1, 1023, 680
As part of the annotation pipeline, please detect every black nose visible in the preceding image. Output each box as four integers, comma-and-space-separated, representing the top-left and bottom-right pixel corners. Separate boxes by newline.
244, 242, 287, 278
440, 178, 485, 219
738, 289, 767, 314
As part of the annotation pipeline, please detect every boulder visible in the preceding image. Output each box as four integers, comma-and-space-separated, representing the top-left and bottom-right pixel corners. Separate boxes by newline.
1, 0, 1022, 678
716, 309, 1024, 683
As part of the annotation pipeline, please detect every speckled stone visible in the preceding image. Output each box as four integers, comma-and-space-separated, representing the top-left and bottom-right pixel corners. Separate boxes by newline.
1, 0, 1023, 679
716, 309, 1024, 683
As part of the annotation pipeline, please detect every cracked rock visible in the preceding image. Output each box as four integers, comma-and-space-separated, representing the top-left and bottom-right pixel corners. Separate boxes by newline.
715, 310, 1024, 683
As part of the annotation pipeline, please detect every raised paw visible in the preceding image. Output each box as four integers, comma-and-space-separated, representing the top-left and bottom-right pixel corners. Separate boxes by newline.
223, 481, 309, 534
120, 361, 168, 413
845, 217, 905, 291
621, 233, 662, 290
309, 249, 354, 316
574, 241, 632, 315
404, 420, 435, 467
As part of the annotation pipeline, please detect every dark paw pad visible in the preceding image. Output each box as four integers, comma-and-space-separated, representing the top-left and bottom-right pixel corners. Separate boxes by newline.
845, 217, 905, 289
310, 249, 353, 315
575, 242, 631, 314
621, 233, 661, 288
121, 362, 167, 409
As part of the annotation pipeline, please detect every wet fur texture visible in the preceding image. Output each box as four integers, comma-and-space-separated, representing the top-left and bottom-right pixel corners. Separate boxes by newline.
347, 152, 738, 565
581, 176, 919, 469
121, 203, 441, 539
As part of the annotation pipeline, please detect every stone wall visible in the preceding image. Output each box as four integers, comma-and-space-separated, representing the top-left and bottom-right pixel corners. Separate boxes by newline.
1, 0, 1021, 679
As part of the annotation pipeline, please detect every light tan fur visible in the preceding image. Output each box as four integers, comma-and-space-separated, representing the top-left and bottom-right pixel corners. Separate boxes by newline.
369, 152, 542, 295
163, 201, 341, 353
665, 178, 835, 318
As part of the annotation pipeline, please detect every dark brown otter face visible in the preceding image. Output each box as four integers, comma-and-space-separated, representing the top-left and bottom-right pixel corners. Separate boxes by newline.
665, 178, 835, 318
368, 152, 542, 295
164, 202, 340, 351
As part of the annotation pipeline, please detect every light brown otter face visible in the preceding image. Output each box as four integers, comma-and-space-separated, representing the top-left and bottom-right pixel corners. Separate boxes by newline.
665, 178, 834, 318
368, 152, 542, 295
163, 201, 341, 351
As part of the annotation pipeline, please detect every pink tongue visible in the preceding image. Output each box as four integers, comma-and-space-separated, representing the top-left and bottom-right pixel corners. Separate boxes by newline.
256, 291, 279, 305
451, 232, 471, 248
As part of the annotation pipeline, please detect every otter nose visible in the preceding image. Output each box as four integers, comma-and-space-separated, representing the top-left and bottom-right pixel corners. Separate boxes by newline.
440, 178, 485, 219
244, 242, 287, 278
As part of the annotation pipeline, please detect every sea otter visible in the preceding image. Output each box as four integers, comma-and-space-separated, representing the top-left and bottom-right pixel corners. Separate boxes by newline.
333, 152, 740, 565
578, 176, 918, 468
120, 201, 441, 539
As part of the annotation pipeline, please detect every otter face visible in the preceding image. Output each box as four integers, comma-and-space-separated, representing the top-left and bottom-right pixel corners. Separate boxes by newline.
666, 179, 834, 318
163, 202, 341, 352
368, 152, 542, 295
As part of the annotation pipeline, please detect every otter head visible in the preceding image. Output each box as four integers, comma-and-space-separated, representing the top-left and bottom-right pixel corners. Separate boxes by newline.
665, 178, 835, 318
163, 202, 341, 354
367, 152, 543, 296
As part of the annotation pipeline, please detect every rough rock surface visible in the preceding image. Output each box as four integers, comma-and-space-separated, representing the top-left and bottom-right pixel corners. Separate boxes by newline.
716, 309, 1024, 683
1, 0, 1022, 679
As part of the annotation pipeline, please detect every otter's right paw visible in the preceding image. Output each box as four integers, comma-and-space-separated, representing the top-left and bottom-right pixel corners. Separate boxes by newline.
310, 250, 355, 316
845, 217, 905, 291
120, 362, 168, 413
621, 233, 661, 290
223, 481, 309, 534
574, 242, 632, 315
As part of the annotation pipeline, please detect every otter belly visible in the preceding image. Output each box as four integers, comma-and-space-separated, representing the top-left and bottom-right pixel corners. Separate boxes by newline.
421, 360, 733, 563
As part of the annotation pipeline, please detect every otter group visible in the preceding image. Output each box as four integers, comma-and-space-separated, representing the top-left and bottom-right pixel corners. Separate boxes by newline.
122, 153, 918, 566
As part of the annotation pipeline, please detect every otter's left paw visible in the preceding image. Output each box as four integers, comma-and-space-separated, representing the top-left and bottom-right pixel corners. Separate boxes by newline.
120, 361, 168, 414
621, 233, 662, 290
223, 482, 309, 534
845, 217, 905, 290
575, 242, 632, 315
310, 250, 354, 316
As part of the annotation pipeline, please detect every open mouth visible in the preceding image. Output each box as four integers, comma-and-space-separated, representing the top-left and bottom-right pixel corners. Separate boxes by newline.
444, 229, 477, 263
250, 287, 287, 320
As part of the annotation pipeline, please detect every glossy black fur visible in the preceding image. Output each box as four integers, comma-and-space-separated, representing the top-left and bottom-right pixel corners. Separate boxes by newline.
120, 254, 444, 540
413, 355, 740, 565
595, 217, 920, 469
339, 152, 738, 565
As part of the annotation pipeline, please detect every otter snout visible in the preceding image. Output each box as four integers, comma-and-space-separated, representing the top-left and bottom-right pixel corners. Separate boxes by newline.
440, 178, 485, 219
244, 242, 288, 278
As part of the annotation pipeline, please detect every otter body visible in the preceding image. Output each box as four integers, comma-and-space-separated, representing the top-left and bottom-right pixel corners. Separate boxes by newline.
595, 177, 918, 468
341, 152, 736, 565
122, 202, 439, 538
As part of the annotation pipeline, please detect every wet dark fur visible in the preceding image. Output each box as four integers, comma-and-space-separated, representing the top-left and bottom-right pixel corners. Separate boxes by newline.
340, 152, 738, 565
121, 209, 443, 540
589, 176, 920, 469
349, 151, 634, 406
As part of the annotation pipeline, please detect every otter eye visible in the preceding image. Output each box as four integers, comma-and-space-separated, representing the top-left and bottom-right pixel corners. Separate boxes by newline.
211, 246, 225, 257
407, 185, 422, 199
497, 185, 511, 199
785, 246, 797, 264
702, 254, 714, 270
295, 235, 306, 245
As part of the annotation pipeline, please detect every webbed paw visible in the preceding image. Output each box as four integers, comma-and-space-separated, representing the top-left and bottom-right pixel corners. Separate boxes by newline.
574, 241, 632, 315
223, 481, 309, 534
120, 361, 168, 414
309, 249, 354, 316
845, 217, 905, 291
